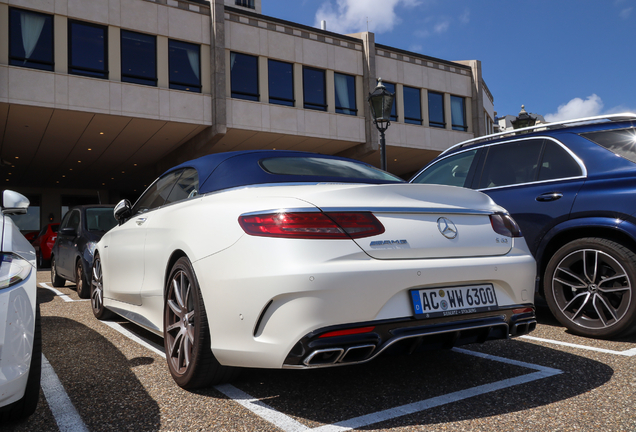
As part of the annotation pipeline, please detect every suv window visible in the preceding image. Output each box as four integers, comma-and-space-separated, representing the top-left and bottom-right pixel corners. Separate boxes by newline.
411, 149, 477, 187
477, 140, 543, 189
538, 140, 582, 180
66, 210, 80, 231
580, 128, 636, 164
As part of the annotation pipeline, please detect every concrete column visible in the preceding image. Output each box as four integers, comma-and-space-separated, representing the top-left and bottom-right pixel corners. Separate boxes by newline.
444, 93, 452, 130
54, 15, 68, 74
396, 83, 405, 123
335, 31, 378, 161
294, 63, 303, 108
156, 36, 169, 88
108, 26, 120, 81
0, 5, 8, 64
326, 69, 335, 113
421, 88, 429, 127
258, 56, 268, 102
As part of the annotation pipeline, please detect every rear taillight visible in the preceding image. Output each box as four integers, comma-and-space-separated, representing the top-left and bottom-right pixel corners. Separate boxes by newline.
489, 212, 522, 238
47, 235, 57, 246
238, 211, 385, 239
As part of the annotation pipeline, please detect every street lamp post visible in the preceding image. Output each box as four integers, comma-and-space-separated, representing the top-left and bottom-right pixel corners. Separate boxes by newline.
367, 78, 395, 171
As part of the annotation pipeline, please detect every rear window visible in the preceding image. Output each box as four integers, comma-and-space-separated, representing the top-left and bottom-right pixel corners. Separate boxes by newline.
581, 128, 636, 164
50, 224, 59, 233
260, 157, 403, 182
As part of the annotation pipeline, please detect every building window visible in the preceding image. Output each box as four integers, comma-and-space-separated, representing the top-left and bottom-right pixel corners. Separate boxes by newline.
383, 82, 398, 121
235, 0, 255, 8
268, 59, 294, 106
451, 95, 467, 131
230, 52, 259, 101
169, 39, 201, 93
403, 86, 422, 125
303, 67, 327, 111
68, 20, 108, 79
9, 8, 54, 71
121, 30, 157, 86
428, 91, 445, 128
334, 73, 357, 115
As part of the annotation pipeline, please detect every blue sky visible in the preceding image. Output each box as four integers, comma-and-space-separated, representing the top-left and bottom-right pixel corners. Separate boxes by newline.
262, 0, 636, 121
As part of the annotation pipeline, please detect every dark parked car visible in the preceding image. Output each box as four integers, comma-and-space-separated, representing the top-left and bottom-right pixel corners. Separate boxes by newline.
411, 113, 636, 339
32, 223, 59, 268
51, 205, 116, 298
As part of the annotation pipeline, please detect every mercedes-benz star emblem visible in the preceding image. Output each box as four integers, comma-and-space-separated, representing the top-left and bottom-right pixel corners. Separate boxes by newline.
437, 217, 458, 239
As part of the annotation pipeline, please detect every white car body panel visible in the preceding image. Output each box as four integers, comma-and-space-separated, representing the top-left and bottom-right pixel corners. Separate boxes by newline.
98, 182, 536, 369
0, 215, 37, 408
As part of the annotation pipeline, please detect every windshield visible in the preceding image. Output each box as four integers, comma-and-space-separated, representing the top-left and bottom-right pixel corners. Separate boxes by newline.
85, 208, 118, 232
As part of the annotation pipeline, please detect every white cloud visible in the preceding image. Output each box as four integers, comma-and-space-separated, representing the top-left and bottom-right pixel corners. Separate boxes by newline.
433, 20, 450, 34
459, 9, 470, 24
315, 0, 420, 34
544, 94, 604, 122
620, 7, 633, 18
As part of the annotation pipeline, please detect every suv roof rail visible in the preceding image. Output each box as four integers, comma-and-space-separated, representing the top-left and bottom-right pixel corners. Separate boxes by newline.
441, 112, 636, 156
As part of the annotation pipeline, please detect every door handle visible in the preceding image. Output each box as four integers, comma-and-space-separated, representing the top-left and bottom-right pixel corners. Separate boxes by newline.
536, 192, 563, 202
135, 217, 147, 226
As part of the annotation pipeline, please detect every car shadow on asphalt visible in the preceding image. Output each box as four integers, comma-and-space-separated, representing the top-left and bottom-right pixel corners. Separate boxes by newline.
196, 339, 613, 430
13, 290, 163, 432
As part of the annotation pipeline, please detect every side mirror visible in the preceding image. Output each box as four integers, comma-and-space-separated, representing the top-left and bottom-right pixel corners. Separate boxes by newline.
113, 199, 132, 223
2, 190, 29, 215
59, 227, 77, 236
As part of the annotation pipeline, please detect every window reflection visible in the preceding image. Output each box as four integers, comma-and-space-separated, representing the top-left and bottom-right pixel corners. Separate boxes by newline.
268, 59, 294, 106
9, 8, 54, 71
169, 39, 201, 93
303, 67, 327, 111
69, 20, 108, 79
231, 52, 259, 101
121, 30, 157, 86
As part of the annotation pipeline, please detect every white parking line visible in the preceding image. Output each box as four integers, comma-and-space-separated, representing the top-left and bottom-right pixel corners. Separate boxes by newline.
41, 355, 89, 432
521, 335, 636, 356
104, 320, 563, 432
39, 283, 89, 302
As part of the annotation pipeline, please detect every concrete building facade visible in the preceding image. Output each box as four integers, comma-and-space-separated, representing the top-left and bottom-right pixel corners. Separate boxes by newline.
0, 0, 495, 231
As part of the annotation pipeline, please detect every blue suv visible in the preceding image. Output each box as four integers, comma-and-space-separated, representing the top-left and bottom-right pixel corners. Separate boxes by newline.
411, 114, 636, 339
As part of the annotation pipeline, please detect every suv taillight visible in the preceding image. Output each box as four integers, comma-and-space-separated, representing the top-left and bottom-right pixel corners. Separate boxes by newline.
489, 212, 522, 238
239, 211, 385, 239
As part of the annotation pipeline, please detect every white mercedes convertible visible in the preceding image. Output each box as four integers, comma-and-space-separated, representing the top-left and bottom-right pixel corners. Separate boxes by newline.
91, 151, 536, 389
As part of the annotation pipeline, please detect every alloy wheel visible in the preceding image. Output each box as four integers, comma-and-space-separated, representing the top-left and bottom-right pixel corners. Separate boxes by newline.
165, 269, 196, 375
91, 257, 104, 314
551, 248, 632, 331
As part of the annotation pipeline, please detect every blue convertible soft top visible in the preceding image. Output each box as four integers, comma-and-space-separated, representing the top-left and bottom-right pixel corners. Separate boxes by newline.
164, 150, 403, 194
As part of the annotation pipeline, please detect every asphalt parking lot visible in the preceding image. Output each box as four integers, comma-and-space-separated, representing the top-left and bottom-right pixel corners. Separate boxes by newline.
4, 270, 636, 432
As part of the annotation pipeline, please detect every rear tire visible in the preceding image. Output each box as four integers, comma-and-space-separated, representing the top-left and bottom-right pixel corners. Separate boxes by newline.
75, 260, 90, 299
50, 256, 66, 287
90, 253, 115, 320
163, 257, 237, 389
0, 304, 41, 422
544, 237, 636, 338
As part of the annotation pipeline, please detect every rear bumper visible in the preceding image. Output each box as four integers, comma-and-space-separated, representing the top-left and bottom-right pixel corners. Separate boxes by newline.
283, 306, 536, 368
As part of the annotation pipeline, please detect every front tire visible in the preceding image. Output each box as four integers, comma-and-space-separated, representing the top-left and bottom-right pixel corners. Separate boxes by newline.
75, 260, 90, 299
163, 257, 236, 389
545, 238, 636, 338
90, 253, 114, 320
50, 256, 66, 287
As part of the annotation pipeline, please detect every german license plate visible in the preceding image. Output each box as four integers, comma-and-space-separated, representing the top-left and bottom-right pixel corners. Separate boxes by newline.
410, 284, 498, 319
